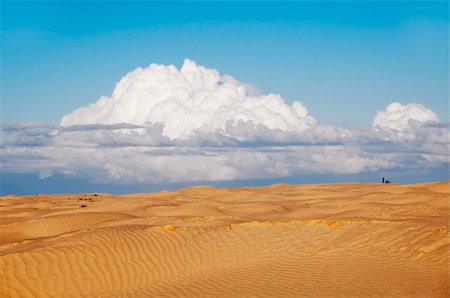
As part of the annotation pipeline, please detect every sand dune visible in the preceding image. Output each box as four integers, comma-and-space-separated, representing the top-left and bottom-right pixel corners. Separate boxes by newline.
0, 182, 448, 297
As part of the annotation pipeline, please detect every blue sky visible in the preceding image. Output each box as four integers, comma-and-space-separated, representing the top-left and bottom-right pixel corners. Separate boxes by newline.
1, 1, 449, 195
2, 1, 448, 127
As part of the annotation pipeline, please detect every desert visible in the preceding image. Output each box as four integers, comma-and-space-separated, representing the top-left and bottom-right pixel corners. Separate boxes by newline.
2, 1, 449, 297
1, 181, 448, 297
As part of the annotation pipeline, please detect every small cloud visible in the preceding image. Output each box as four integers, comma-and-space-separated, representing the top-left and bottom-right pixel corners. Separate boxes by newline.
372, 102, 440, 140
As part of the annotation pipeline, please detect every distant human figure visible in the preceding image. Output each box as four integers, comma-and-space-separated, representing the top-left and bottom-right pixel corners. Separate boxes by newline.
382, 177, 385, 183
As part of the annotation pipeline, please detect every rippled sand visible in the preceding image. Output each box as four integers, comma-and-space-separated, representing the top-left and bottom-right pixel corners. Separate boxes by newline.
1, 182, 448, 297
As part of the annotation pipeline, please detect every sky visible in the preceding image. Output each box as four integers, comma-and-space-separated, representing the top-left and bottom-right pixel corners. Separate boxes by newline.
1, 1, 449, 195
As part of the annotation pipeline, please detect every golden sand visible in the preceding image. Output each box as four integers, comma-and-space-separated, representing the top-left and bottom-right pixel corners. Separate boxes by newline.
1, 182, 448, 297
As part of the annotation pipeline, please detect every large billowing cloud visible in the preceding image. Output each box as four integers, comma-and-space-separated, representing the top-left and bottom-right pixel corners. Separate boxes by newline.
1, 60, 448, 189
61, 59, 315, 140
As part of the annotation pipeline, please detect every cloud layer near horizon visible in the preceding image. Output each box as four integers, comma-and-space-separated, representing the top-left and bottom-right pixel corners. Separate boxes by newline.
1, 60, 448, 185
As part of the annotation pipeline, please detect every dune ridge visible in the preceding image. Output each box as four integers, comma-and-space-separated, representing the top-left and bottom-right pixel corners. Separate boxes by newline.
0, 182, 448, 297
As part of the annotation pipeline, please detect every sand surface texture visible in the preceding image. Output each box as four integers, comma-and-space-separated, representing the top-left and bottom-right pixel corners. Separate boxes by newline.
1, 182, 449, 297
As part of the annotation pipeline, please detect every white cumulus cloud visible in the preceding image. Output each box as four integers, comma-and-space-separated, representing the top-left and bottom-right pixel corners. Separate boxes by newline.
372, 102, 440, 141
61, 59, 316, 140
372, 103, 439, 139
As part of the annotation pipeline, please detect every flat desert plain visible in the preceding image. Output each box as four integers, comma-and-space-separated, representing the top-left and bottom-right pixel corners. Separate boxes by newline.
0, 182, 449, 297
